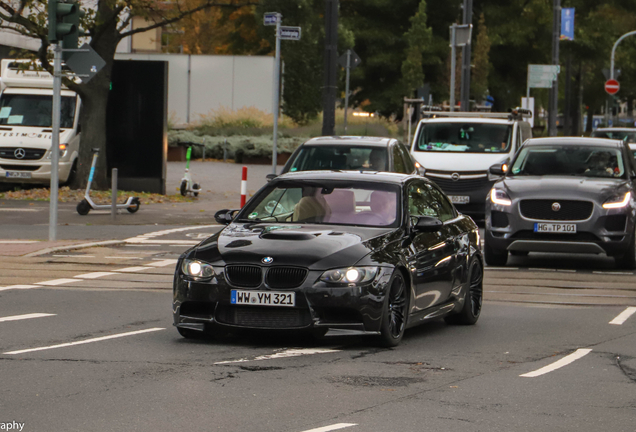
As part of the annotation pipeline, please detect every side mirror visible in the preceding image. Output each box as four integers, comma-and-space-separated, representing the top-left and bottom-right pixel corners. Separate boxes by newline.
489, 163, 507, 176
214, 209, 237, 225
266, 173, 277, 182
413, 216, 443, 233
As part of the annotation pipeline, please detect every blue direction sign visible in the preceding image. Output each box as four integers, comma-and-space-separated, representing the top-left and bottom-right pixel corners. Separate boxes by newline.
279, 26, 301, 41
561, 8, 575, 41
264, 12, 279, 26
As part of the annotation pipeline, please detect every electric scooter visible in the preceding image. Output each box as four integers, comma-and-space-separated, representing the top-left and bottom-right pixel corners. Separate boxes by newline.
76, 148, 140, 215
180, 143, 202, 197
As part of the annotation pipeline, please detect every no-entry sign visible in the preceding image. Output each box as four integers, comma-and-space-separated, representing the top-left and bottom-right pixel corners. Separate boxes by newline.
605, 79, 620, 95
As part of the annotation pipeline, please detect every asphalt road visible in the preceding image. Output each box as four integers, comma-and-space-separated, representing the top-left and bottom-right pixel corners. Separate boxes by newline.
1, 227, 635, 432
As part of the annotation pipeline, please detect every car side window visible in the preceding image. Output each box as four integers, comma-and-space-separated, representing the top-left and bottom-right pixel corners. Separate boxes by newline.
426, 184, 456, 221
392, 145, 408, 173
397, 142, 415, 173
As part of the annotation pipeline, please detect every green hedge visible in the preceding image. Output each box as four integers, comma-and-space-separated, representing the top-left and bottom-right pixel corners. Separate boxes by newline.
168, 131, 305, 162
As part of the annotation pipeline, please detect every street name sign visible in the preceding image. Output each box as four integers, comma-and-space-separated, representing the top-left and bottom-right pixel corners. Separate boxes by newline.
279, 26, 301, 41
264, 12, 279, 26
605, 79, 620, 95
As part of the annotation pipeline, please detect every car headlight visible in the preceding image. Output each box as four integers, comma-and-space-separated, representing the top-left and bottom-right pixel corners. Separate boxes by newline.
320, 266, 379, 284
603, 192, 631, 209
490, 188, 512, 206
46, 144, 68, 159
181, 259, 214, 279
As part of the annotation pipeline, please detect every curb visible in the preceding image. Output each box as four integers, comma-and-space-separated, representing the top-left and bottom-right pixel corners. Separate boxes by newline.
24, 240, 126, 257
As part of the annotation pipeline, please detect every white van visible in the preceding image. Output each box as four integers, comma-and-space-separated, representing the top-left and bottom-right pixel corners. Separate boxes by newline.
409, 109, 532, 217
0, 59, 81, 185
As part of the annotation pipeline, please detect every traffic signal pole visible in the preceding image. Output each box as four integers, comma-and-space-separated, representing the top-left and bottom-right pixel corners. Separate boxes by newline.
49, 44, 62, 241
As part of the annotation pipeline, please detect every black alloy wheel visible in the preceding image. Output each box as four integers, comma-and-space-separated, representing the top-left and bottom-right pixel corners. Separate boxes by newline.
445, 259, 483, 325
378, 271, 408, 347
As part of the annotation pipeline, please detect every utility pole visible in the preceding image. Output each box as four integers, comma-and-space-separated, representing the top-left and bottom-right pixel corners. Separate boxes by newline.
322, 0, 338, 136
459, 0, 473, 112
271, 14, 281, 173
548, 0, 561, 136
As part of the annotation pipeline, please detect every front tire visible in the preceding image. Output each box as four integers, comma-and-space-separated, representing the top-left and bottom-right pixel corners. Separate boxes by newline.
484, 233, 508, 266
180, 180, 188, 197
127, 197, 141, 213
615, 229, 636, 270
445, 259, 483, 325
377, 271, 408, 347
76, 199, 91, 215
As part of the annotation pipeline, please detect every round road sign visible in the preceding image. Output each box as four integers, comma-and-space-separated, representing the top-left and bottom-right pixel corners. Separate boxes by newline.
605, 79, 620, 95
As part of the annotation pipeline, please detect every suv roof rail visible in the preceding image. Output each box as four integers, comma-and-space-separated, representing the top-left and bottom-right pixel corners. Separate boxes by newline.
421, 107, 532, 120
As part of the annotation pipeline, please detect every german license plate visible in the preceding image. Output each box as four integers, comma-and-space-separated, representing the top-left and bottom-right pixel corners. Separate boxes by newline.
231, 290, 295, 307
534, 223, 577, 233
448, 195, 470, 204
6, 171, 31, 179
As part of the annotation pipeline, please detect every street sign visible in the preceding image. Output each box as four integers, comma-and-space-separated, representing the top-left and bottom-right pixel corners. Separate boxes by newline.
338, 49, 361, 69
279, 26, 301, 40
560, 8, 575, 41
449, 24, 472, 47
602, 68, 621, 80
527, 64, 560, 89
605, 79, 620, 95
65, 43, 106, 83
264, 12, 279, 26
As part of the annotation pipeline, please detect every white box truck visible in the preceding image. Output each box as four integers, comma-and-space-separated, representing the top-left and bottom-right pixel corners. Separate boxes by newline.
0, 59, 80, 185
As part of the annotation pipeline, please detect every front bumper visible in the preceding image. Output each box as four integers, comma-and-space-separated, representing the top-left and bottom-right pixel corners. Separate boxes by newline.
486, 200, 635, 256
173, 266, 394, 332
0, 159, 73, 184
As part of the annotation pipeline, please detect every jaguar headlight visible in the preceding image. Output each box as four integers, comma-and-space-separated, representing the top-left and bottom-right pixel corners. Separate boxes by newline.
320, 266, 379, 284
603, 192, 631, 209
490, 188, 512, 206
181, 259, 214, 279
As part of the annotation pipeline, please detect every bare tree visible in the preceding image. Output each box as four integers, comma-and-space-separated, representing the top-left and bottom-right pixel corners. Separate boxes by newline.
0, 0, 257, 189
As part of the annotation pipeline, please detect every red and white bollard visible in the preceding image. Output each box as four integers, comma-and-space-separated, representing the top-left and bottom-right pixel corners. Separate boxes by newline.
240, 166, 248, 208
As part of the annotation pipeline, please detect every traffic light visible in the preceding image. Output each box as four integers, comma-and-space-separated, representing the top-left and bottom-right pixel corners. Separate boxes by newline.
48, 0, 86, 61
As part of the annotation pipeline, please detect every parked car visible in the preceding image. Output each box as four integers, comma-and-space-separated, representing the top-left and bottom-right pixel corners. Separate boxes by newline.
409, 109, 532, 217
268, 136, 421, 180
174, 171, 482, 346
485, 137, 636, 268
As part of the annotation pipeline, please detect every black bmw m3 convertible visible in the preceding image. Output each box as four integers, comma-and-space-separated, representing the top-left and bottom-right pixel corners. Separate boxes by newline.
173, 171, 483, 346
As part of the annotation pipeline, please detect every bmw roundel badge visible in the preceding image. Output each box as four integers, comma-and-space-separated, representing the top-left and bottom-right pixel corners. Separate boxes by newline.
261, 256, 274, 264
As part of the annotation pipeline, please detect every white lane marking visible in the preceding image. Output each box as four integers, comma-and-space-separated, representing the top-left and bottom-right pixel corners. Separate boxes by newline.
34, 278, 81, 286
146, 259, 178, 267
52, 255, 96, 258
4, 327, 165, 355
74, 272, 118, 279
593, 271, 634, 275
0, 208, 41, 212
113, 266, 153, 273
214, 348, 341, 365
485, 267, 519, 271
0, 240, 40, 243
104, 256, 143, 259
300, 424, 357, 432
609, 307, 636, 325
520, 348, 592, 378
0, 285, 39, 292
0, 313, 55, 323
125, 244, 160, 247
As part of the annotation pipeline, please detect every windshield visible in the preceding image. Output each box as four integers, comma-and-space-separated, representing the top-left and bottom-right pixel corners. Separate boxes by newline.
510, 145, 626, 178
592, 130, 636, 143
289, 146, 388, 172
240, 180, 401, 227
415, 122, 512, 153
0, 94, 76, 128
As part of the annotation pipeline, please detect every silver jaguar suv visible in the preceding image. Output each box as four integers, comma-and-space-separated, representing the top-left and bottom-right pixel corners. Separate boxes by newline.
484, 137, 636, 269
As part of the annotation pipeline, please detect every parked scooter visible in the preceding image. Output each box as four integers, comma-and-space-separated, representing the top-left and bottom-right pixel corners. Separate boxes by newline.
76, 148, 140, 215
180, 143, 203, 197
